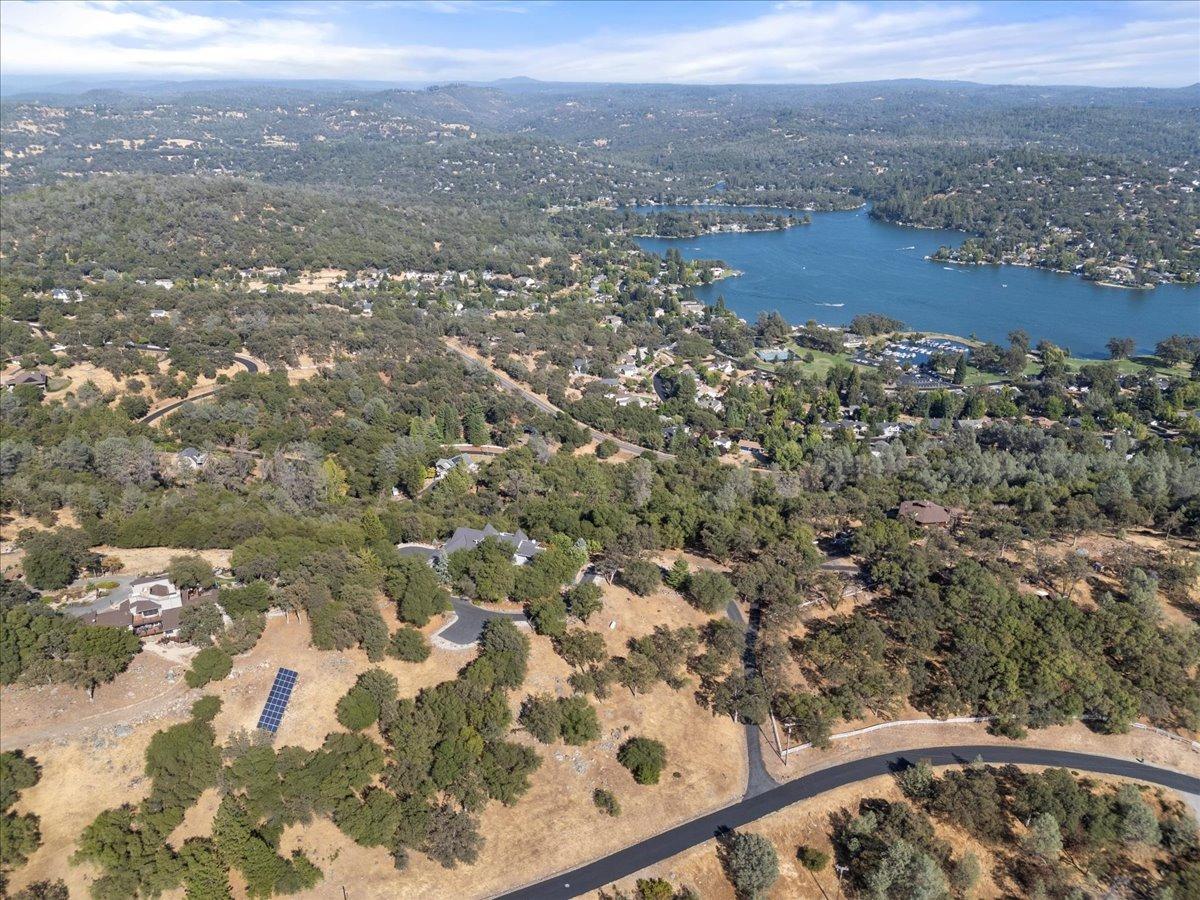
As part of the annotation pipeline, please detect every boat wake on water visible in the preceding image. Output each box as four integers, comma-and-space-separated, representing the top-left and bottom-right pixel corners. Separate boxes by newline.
898, 245, 916, 250
816, 302, 845, 307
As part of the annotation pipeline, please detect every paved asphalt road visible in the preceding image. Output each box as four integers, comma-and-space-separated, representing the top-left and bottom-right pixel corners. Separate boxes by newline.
436, 598, 528, 647
140, 355, 259, 425
496, 745, 1200, 900
443, 341, 674, 461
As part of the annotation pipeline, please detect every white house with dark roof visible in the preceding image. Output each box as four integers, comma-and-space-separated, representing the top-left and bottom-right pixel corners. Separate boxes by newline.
434, 455, 479, 477
178, 447, 209, 470
398, 524, 542, 568
441, 524, 542, 565
86, 574, 201, 637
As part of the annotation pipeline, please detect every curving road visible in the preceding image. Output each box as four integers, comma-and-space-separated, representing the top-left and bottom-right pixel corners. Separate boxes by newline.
495, 745, 1200, 899
443, 340, 674, 461
139, 355, 259, 425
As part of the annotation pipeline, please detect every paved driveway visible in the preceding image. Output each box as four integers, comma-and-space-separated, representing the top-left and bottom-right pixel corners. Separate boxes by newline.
60, 573, 141, 616
433, 598, 528, 648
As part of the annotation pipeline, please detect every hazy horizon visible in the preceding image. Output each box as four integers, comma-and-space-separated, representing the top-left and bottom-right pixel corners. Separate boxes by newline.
4, 72, 1198, 100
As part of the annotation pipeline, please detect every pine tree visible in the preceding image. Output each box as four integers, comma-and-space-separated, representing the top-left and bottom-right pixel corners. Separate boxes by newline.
952, 353, 968, 385
664, 557, 690, 590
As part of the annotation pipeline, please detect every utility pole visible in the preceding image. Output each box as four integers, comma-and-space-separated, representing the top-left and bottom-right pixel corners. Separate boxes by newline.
769, 711, 785, 764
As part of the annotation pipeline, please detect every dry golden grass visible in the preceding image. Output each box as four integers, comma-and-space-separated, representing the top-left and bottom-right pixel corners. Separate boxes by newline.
0, 510, 79, 544
613, 768, 1193, 900
92, 546, 234, 576
285, 622, 747, 900
7, 726, 161, 896
285, 353, 329, 384
761, 719, 1200, 786
279, 268, 348, 294
609, 775, 927, 899
572, 439, 636, 463
328, 582, 748, 899
4, 354, 249, 408
2, 603, 467, 895
6, 581, 749, 899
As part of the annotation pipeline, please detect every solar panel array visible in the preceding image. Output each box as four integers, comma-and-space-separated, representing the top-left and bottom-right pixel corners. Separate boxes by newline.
257, 667, 298, 733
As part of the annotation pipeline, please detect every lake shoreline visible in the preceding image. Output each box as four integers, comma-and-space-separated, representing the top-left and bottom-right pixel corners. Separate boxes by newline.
638, 203, 1190, 292
635, 205, 1197, 358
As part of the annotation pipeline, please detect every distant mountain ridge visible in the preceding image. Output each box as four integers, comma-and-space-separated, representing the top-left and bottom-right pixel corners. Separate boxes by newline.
5, 74, 1199, 105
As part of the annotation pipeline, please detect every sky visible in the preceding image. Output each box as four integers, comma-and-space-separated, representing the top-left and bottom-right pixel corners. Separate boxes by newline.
1, 0, 1197, 89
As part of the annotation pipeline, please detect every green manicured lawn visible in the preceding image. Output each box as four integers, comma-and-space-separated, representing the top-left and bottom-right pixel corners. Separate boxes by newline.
780, 346, 856, 378
1063, 355, 1181, 376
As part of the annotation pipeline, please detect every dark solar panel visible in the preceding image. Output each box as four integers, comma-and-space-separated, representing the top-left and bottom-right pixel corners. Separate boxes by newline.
256, 667, 298, 733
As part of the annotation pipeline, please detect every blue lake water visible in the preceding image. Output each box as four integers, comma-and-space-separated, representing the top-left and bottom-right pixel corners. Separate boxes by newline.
635, 205, 1198, 359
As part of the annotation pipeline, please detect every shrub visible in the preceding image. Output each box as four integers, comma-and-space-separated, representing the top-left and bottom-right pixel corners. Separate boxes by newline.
593, 788, 621, 817
448, 538, 516, 603
950, 852, 981, 894
18, 528, 96, 590
558, 696, 601, 745
553, 629, 607, 669
217, 581, 271, 618
595, 439, 619, 459
564, 582, 603, 622
191, 695, 222, 723
184, 647, 232, 688
617, 737, 667, 785
217, 613, 265, 655
685, 570, 735, 613
337, 686, 380, 731
519, 694, 563, 743
355, 669, 399, 716
388, 626, 431, 662
620, 560, 662, 597
478, 619, 530, 689
178, 602, 224, 646
896, 759, 935, 801
167, 555, 216, 591
664, 558, 690, 590
386, 557, 451, 626
635, 878, 674, 900
527, 596, 568, 637
423, 804, 482, 868
0, 751, 41, 811
520, 694, 600, 745
796, 845, 829, 871
722, 831, 779, 899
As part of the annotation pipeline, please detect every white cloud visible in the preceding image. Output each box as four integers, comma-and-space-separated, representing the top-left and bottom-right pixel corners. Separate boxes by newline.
0, 0, 1195, 87
362, 1, 533, 12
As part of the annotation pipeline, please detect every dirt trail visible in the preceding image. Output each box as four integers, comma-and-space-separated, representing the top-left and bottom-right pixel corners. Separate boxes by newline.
0, 648, 194, 751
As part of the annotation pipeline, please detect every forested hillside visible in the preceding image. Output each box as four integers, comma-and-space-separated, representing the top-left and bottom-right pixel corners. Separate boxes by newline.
0, 177, 567, 278
3, 79, 1197, 284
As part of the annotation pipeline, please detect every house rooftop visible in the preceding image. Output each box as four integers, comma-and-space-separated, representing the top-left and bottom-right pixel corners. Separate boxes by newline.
442, 523, 541, 560
898, 500, 957, 526
4, 371, 48, 387
131, 573, 172, 586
